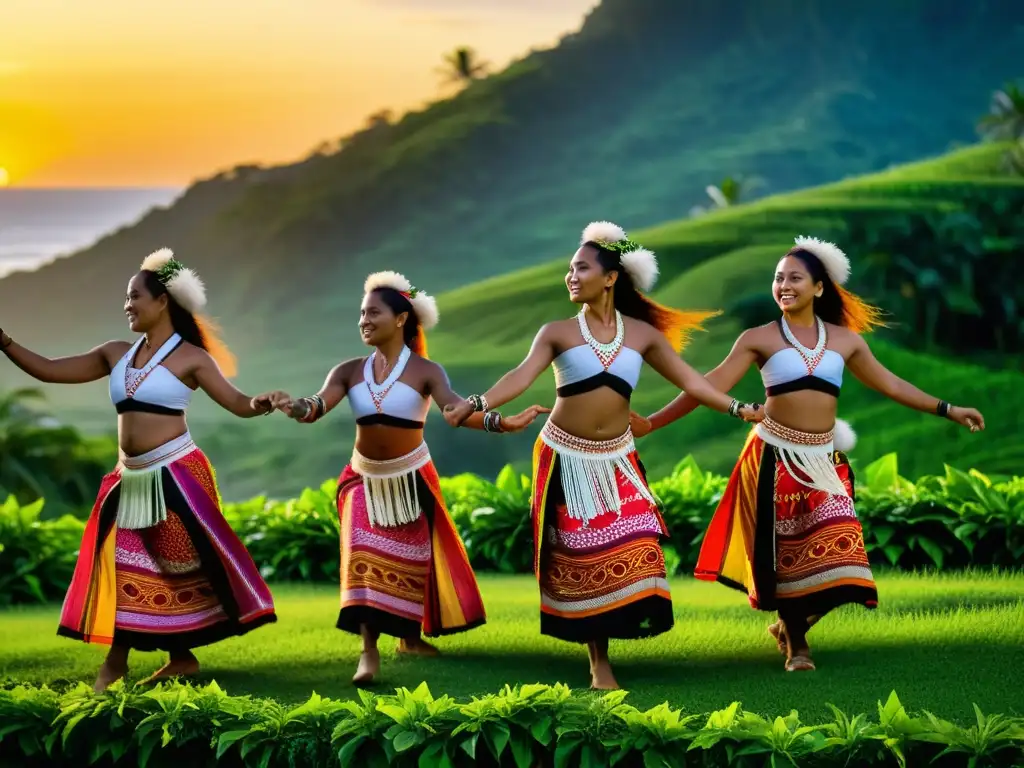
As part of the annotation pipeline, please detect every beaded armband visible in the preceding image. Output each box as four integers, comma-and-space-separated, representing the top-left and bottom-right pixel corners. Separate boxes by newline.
483, 410, 504, 433
468, 394, 489, 413
298, 395, 327, 423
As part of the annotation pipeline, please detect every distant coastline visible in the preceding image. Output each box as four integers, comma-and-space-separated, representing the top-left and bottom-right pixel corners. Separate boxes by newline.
0, 187, 182, 278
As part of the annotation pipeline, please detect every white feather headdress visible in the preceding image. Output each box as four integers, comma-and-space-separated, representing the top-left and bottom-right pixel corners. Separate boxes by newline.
793, 236, 850, 286
581, 220, 659, 292
364, 270, 439, 330
139, 248, 207, 314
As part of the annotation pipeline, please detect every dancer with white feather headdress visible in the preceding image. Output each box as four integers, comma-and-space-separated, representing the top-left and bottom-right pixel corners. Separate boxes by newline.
445, 222, 763, 690
1, 249, 277, 691
633, 236, 986, 672
255, 271, 548, 685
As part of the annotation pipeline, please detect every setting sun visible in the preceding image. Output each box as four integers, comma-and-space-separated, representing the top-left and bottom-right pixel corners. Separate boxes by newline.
0, 168, 9, 187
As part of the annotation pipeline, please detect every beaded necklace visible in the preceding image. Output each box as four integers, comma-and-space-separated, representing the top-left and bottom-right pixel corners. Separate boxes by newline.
577, 308, 624, 369
363, 345, 411, 413
781, 315, 827, 375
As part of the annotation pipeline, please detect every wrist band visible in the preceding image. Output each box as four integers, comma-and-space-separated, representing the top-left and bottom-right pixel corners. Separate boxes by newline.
936, 400, 950, 418
298, 395, 326, 423
483, 410, 504, 433
469, 394, 489, 413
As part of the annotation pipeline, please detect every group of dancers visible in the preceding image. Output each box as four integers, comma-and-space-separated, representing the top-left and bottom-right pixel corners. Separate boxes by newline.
0, 223, 984, 692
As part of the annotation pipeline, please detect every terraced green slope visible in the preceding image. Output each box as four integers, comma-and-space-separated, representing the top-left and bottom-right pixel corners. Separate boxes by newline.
20, 144, 1022, 501
422, 142, 1024, 482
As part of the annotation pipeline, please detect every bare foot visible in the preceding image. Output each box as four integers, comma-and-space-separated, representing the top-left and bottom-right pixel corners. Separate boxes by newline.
142, 655, 200, 685
768, 621, 787, 655
94, 661, 128, 692
590, 660, 620, 690
785, 651, 815, 672
353, 649, 380, 685
396, 638, 440, 657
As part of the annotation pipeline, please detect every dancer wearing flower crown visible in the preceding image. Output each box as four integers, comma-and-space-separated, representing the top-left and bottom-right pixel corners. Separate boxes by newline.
444, 222, 764, 690
632, 237, 986, 672
254, 271, 548, 685
0, 249, 277, 691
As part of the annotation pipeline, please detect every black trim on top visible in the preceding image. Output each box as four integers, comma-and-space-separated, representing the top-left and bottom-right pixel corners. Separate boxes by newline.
114, 399, 185, 416
556, 372, 633, 401
355, 413, 425, 429
766, 376, 840, 398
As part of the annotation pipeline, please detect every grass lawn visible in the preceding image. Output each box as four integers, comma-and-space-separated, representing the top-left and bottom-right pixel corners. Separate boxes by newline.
2, 572, 1022, 723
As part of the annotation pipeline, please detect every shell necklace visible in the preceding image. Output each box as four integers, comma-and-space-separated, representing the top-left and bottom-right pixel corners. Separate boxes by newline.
363, 345, 411, 413
578, 308, 624, 369
781, 315, 827, 374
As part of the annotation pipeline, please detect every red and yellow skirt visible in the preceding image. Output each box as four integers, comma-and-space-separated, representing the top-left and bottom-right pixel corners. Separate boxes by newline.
58, 432, 277, 650
336, 443, 486, 638
695, 418, 878, 618
531, 421, 673, 643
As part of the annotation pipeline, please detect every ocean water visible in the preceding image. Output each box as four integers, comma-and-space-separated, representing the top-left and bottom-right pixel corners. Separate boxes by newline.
0, 188, 182, 279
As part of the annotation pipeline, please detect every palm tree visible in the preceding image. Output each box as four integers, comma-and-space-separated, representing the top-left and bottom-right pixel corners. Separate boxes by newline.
437, 47, 490, 88
978, 82, 1024, 174
689, 175, 765, 217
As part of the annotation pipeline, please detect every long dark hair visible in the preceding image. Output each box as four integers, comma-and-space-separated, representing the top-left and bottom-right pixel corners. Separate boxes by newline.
786, 248, 885, 334
139, 270, 238, 375
587, 243, 718, 352
371, 287, 428, 357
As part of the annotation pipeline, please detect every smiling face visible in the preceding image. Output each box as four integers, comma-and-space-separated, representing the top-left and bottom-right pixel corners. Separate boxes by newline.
773, 255, 822, 313
124, 273, 169, 333
359, 289, 408, 347
565, 245, 617, 304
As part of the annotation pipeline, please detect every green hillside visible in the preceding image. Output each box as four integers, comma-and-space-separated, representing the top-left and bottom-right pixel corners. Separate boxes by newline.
1, 0, 1021, 392
1, 0, 1022, 500
32, 142, 1018, 501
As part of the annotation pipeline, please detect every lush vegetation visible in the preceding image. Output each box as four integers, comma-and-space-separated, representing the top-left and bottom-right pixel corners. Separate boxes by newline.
1, 679, 1022, 768
0, 388, 116, 518
1, 0, 1021, 500
3, 453, 1022, 607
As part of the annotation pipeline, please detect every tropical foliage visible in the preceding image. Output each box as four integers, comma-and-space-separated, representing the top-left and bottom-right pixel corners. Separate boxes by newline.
978, 81, 1024, 173
0, 388, 117, 518
843, 187, 1024, 356
0, 681, 1021, 768
3, 454, 1022, 607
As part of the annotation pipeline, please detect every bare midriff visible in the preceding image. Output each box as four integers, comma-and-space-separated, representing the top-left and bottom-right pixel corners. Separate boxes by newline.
763, 390, 838, 434
548, 388, 631, 441
354, 424, 425, 460
117, 413, 191, 457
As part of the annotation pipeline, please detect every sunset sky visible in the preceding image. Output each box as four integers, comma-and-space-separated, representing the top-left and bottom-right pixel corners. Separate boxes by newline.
0, 0, 597, 188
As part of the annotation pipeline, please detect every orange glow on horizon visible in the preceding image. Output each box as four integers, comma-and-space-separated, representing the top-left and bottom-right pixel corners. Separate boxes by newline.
0, 0, 598, 188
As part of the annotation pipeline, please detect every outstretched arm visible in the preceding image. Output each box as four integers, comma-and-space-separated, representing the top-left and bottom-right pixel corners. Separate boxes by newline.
646, 330, 759, 431
0, 330, 122, 384
847, 336, 984, 430
265, 360, 356, 423
445, 324, 557, 426
643, 331, 761, 421
193, 351, 272, 418
427, 361, 550, 433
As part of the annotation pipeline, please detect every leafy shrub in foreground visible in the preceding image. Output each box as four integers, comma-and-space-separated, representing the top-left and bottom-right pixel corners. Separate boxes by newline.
2, 453, 1022, 606
0, 681, 1022, 767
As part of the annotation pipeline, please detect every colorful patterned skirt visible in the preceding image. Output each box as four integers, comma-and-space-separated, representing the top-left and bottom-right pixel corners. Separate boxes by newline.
336, 442, 486, 638
530, 421, 673, 643
58, 432, 277, 650
695, 417, 878, 618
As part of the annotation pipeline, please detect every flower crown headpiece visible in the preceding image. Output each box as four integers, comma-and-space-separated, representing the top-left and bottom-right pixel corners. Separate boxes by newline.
364, 270, 439, 330
792, 235, 851, 286
139, 248, 207, 314
581, 221, 659, 292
